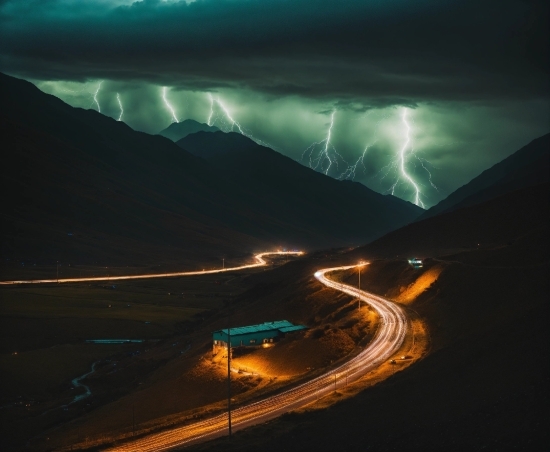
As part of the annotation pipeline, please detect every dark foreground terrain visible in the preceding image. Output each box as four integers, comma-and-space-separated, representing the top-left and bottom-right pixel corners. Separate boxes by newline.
189, 185, 549, 451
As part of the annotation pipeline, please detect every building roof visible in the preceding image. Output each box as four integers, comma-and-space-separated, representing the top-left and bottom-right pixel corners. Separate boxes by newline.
216, 320, 299, 336
278, 325, 307, 333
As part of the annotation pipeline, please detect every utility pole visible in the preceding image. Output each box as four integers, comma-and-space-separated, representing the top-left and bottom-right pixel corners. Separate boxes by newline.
57, 261, 59, 283
358, 264, 361, 310
223, 258, 225, 270
227, 306, 232, 438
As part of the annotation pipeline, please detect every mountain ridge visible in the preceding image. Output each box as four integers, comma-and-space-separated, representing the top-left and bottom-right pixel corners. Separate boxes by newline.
158, 119, 220, 142
0, 72, 422, 275
418, 133, 550, 221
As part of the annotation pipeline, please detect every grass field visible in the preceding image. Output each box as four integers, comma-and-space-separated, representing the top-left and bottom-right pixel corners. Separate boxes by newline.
0, 271, 256, 449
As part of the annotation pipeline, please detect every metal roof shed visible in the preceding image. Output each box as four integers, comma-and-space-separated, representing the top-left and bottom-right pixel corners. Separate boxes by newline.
212, 320, 303, 348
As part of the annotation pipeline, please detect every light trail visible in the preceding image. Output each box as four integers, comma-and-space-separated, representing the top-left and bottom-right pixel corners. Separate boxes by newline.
0, 251, 303, 285
162, 87, 179, 124
93, 81, 102, 113
116, 93, 123, 121
103, 262, 408, 451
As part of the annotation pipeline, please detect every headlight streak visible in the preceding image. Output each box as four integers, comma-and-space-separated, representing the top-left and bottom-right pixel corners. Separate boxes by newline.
0, 251, 302, 285
116, 93, 123, 121
104, 263, 408, 452
162, 86, 179, 124
93, 81, 102, 113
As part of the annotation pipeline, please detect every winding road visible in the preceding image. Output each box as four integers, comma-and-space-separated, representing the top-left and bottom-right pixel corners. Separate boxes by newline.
1, 252, 409, 450
0, 251, 302, 285
104, 263, 409, 451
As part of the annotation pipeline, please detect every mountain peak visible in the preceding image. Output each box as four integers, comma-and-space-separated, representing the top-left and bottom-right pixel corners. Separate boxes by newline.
158, 119, 220, 142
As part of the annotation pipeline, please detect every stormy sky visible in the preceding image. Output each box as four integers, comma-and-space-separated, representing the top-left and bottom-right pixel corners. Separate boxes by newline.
1, 0, 548, 208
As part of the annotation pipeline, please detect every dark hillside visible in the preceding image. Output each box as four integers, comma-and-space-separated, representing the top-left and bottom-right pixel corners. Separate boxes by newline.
0, 72, 421, 278
194, 174, 549, 452
178, 131, 423, 245
350, 183, 550, 260
441, 151, 549, 214
419, 133, 550, 220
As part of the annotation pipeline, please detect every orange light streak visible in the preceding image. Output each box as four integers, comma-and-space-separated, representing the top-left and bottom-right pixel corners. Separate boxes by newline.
0, 251, 303, 285
104, 262, 409, 451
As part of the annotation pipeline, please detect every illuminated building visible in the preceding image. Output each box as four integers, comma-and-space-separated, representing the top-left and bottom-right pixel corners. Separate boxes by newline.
212, 320, 306, 352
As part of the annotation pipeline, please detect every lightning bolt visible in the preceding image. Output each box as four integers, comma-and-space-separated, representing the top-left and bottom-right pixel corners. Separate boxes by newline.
323, 111, 335, 175
382, 108, 425, 208
93, 81, 102, 113
207, 93, 214, 126
162, 87, 179, 124
207, 94, 272, 147
338, 141, 376, 180
415, 155, 439, 191
116, 93, 123, 121
302, 111, 348, 175
212, 96, 245, 134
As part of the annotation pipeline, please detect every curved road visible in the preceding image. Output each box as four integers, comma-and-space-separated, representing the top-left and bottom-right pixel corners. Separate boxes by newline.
0, 251, 302, 285
105, 263, 409, 451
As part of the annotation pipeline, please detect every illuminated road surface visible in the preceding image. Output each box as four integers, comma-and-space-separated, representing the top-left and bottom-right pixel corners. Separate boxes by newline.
106, 263, 408, 451
0, 252, 302, 285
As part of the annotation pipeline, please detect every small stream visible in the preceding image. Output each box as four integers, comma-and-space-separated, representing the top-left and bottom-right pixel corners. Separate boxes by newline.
71, 361, 99, 404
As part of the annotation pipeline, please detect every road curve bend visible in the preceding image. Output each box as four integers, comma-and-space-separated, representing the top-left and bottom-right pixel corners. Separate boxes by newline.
104, 263, 409, 452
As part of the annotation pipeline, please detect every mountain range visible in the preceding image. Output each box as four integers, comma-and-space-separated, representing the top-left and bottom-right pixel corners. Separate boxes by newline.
0, 72, 421, 272
158, 119, 220, 142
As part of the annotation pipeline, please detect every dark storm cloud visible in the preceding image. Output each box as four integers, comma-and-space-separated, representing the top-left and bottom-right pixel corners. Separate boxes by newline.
1, 0, 547, 106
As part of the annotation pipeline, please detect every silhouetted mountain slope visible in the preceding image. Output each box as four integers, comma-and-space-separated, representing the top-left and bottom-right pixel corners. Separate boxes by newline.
350, 182, 549, 260
0, 73, 421, 273
177, 131, 422, 242
419, 133, 550, 221
158, 119, 219, 142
